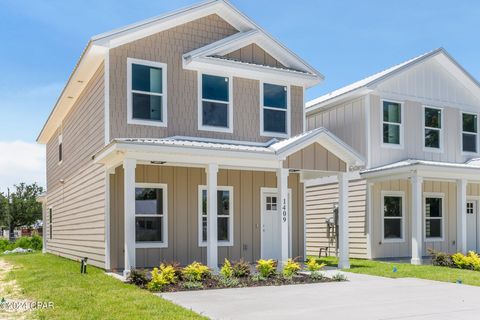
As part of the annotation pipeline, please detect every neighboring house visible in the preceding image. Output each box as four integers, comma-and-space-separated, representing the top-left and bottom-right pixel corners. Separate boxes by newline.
306, 48, 480, 264
36, 0, 363, 274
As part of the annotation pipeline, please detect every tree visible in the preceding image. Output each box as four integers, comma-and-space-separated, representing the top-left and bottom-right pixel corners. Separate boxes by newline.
0, 183, 44, 240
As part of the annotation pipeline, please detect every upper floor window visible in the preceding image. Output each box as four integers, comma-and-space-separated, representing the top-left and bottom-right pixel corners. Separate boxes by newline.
382, 100, 402, 146
462, 112, 478, 153
135, 184, 168, 248
127, 58, 167, 127
58, 134, 63, 164
424, 106, 442, 150
199, 74, 232, 133
261, 83, 289, 137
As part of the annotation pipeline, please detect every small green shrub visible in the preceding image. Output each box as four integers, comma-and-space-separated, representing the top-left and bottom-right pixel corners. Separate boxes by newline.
332, 273, 348, 281
218, 276, 239, 288
182, 262, 211, 282
232, 259, 251, 278
127, 269, 149, 287
0, 239, 10, 252
282, 258, 301, 278
251, 274, 266, 282
0, 236, 43, 252
256, 259, 277, 278
305, 258, 326, 272
147, 264, 178, 291
428, 249, 453, 267
220, 259, 234, 279
310, 271, 325, 281
182, 281, 203, 290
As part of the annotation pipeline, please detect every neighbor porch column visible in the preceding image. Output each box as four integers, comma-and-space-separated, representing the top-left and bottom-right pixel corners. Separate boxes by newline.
411, 175, 423, 265
338, 172, 350, 269
457, 179, 467, 254
206, 163, 219, 270
277, 168, 289, 267
123, 158, 136, 277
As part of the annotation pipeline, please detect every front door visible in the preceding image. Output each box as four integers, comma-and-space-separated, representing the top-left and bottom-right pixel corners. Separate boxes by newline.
466, 200, 478, 252
261, 192, 280, 260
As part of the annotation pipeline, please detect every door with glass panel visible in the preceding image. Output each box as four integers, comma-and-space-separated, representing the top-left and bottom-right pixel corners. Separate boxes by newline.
261, 192, 280, 260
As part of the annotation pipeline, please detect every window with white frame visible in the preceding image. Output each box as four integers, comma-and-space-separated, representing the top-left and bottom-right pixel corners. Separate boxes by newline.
424, 107, 442, 149
462, 112, 478, 153
382, 192, 404, 241
261, 83, 288, 136
198, 186, 233, 246
424, 195, 443, 239
128, 58, 167, 126
199, 74, 231, 131
382, 100, 402, 145
135, 184, 167, 246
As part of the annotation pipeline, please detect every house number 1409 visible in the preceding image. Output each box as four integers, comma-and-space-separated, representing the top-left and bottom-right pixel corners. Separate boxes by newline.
282, 198, 287, 223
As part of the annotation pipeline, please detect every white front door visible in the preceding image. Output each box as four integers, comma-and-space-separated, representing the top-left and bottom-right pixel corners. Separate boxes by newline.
466, 200, 478, 252
261, 192, 280, 260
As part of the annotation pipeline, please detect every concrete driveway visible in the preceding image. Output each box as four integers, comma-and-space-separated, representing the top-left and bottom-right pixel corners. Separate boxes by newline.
160, 271, 480, 320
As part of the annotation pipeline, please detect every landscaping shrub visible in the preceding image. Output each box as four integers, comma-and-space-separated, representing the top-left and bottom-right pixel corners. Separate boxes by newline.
452, 251, 480, 271
147, 264, 178, 291
256, 259, 276, 278
0, 236, 43, 253
127, 269, 149, 287
305, 258, 326, 272
282, 258, 301, 278
332, 273, 348, 281
428, 249, 454, 267
182, 262, 211, 282
232, 259, 251, 278
182, 281, 203, 290
220, 259, 234, 279
218, 276, 239, 288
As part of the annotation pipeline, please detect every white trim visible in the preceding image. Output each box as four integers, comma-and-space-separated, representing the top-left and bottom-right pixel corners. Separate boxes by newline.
381, 190, 405, 243
134, 182, 168, 249
366, 182, 373, 259
303, 171, 361, 187
198, 185, 234, 247
260, 81, 291, 138
422, 105, 444, 153
466, 196, 480, 252
104, 50, 110, 145
380, 99, 404, 149
423, 192, 445, 242
365, 94, 371, 168
461, 111, 479, 155
127, 58, 168, 127
104, 169, 113, 270
197, 72, 233, 133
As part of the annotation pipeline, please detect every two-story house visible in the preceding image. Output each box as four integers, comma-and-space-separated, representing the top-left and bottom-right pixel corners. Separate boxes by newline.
37, 0, 363, 275
306, 48, 480, 264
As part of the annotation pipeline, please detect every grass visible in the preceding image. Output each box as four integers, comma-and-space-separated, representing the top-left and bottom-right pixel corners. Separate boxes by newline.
312, 256, 480, 286
1, 253, 206, 320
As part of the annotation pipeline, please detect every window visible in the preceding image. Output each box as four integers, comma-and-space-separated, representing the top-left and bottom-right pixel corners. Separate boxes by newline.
261, 83, 289, 137
199, 74, 232, 132
49, 208, 52, 240
265, 196, 277, 211
127, 58, 167, 127
462, 112, 478, 153
198, 186, 233, 246
135, 184, 168, 248
424, 195, 443, 240
382, 192, 404, 241
424, 107, 442, 150
382, 100, 402, 146
58, 135, 63, 163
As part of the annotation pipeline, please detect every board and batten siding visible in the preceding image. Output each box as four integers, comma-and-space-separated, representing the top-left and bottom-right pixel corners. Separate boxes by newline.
110, 165, 304, 269
45, 64, 106, 268
283, 143, 347, 172
108, 14, 303, 143
305, 179, 367, 258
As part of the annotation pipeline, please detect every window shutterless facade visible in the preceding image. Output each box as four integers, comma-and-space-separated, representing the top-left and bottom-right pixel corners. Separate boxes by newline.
135, 183, 168, 248
423, 106, 442, 150
462, 112, 478, 153
424, 194, 443, 241
198, 73, 232, 133
198, 186, 233, 246
382, 100, 402, 146
58, 134, 63, 164
127, 58, 167, 127
381, 191, 404, 242
261, 82, 289, 137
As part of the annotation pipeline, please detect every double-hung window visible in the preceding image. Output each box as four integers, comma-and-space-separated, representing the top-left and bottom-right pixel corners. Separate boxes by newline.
135, 184, 168, 248
424, 195, 443, 240
424, 106, 442, 150
261, 83, 289, 137
382, 192, 404, 241
199, 74, 232, 132
382, 100, 402, 146
198, 186, 233, 246
462, 112, 478, 153
127, 58, 167, 126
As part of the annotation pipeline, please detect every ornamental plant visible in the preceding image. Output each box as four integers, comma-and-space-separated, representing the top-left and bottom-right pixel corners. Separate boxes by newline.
147, 263, 177, 291
452, 251, 480, 271
182, 261, 212, 282
305, 258, 326, 272
282, 258, 301, 278
220, 259, 234, 279
232, 259, 251, 278
255, 259, 276, 278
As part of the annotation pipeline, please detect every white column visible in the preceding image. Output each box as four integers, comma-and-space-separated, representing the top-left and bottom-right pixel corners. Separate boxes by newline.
104, 168, 115, 271
123, 158, 136, 277
366, 182, 373, 259
206, 163, 219, 270
411, 175, 423, 265
277, 168, 289, 266
338, 173, 350, 269
457, 179, 467, 254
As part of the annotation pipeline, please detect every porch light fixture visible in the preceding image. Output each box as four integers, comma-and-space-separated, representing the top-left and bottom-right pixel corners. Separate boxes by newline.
150, 161, 167, 165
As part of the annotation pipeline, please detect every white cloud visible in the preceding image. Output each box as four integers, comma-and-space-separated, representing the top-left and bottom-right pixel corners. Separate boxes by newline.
0, 141, 45, 193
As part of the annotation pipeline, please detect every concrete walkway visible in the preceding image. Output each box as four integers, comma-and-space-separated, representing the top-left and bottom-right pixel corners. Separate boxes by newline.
160, 271, 480, 320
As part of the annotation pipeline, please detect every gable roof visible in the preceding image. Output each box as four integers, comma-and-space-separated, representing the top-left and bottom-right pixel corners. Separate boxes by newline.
306, 48, 480, 115
37, 0, 323, 144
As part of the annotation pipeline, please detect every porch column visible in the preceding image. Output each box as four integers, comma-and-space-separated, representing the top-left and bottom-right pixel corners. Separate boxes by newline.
123, 158, 136, 277
338, 172, 350, 269
457, 179, 467, 254
277, 168, 289, 266
206, 163, 219, 270
411, 175, 423, 265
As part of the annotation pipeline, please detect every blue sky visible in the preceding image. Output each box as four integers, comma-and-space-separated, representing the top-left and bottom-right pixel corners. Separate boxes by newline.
0, 0, 479, 190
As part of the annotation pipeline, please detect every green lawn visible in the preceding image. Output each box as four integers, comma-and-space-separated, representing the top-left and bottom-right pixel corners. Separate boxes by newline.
313, 256, 480, 286
2, 253, 205, 320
